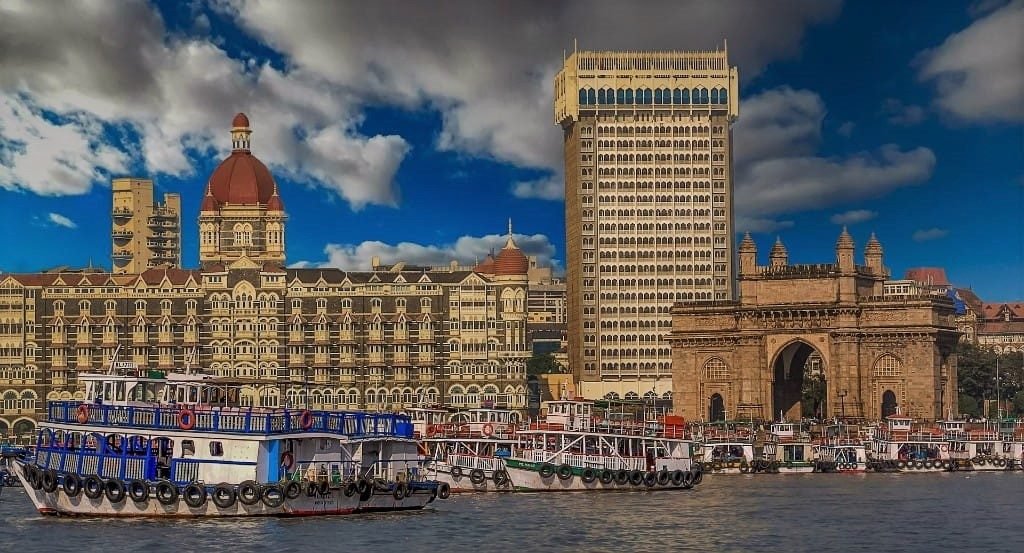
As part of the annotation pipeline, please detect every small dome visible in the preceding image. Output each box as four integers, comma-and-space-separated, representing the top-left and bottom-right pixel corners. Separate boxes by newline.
232, 112, 250, 128
865, 232, 883, 254
200, 193, 219, 212
266, 192, 284, 212
494, 238, 528, 275
836, 226, 855, 250
739, 231, 757, 252
474, 254, 496, 274
770, 236, 788, 257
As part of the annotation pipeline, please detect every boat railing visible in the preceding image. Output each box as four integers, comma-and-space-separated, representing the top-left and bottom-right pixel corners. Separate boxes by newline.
47, 400, 413, 439
287, 460, 361, 485
35, 445, 150, 482
562, 452, 646, 471
447, 453, 505, 472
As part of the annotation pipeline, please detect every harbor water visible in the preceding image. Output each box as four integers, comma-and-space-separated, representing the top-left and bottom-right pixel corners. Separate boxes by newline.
2, 472, 1022, 552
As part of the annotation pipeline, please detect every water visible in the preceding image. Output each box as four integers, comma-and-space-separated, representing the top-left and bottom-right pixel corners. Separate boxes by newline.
1, 473, 1021, 553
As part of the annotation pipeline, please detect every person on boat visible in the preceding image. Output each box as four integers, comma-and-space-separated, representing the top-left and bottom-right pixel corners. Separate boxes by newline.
318, 464, 328, 482
305, 463, 318, 482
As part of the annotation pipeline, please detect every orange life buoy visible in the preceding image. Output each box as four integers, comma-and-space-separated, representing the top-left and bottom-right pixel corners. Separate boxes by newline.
940, 444, 949, 452
76, 404, 89, 424
280, 451, 295, 470
178, 408, 195, 430
482, 423, 495, 437
299, 409, 314, 430
427, 424, 443, 437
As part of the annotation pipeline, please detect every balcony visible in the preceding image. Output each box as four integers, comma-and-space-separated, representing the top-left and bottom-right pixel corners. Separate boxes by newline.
112, 229, 133, 241
112, 208, 133, 219
112, 249, 133, 260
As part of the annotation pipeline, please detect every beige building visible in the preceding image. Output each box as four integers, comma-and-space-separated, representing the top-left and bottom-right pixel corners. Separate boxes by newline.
554, 46, 740, 402
111, 178, 181, 273
0, 113, 529, 443
670, 230, 960, 422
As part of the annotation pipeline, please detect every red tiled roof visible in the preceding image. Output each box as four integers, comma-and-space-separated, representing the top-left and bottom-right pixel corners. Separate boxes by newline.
904, 267, 949, 286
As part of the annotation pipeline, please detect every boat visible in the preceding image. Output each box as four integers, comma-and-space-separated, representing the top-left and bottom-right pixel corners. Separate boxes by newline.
412, 407, 518, 492
1, 444, 29, 488
13, 369, 449, 516
944, 419, 1023, 472
814, 423, 869, 473
692, 421, 758, 474
867, 413, 952, 472
502, 400, 702, 491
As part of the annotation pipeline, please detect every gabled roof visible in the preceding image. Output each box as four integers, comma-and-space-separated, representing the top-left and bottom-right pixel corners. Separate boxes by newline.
904, 267, 950, 286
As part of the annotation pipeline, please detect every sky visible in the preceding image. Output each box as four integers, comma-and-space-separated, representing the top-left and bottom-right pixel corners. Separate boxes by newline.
0, 0, 1021, 300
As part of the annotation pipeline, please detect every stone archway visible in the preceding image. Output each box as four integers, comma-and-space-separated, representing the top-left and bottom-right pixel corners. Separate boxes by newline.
708, 393, 725, 422
881, 390, 898, 418
771, 340, 826, 421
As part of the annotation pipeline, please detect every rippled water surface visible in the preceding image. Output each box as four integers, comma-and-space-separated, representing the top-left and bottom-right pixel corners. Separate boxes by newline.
2, 473, 1022, 552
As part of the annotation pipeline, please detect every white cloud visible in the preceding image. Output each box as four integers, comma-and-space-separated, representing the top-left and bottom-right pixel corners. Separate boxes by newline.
733, 87, 936, 229
836, 121, 856, 137
0, 0, 410, 206
912, 227, 949, 242
225, 0, 841, 174
0, 95, 128, 195
47, 212, 78, 228
734, 216, 795, 234
918, 0, 1024, 122
830, 209, 878, 225
512, 174, 564, 201
296, 232, 560, 272
882, 98, 927, 126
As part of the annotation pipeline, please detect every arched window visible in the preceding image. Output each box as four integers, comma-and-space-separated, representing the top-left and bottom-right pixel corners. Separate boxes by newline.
616, 88, 625, 104
703, 357, 729, 380
673, 88, 682, 104
681, 88, 690, 104
587, 89, 596, 105
597, 88, 607, 105
719, 88, 728, 105
654, 88, 663, 104
578, 88, 588, 105
233, 223, 253, 247
710, 88, 719, 104
643, 88, 653, 104
699, 88, 709, 104
873, 354, 903, 378
604, 88, 615, 104
625, 391, 639, 400
625, 88, 634, 104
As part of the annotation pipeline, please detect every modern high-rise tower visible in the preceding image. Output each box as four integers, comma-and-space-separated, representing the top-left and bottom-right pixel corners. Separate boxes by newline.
111, 178, 181, 273
554, 46, 739, 403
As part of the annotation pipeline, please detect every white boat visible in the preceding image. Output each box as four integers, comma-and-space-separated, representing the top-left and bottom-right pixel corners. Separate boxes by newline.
503, 400, 701, 492
411, 408, 518, 493
815, 423, 869, 473
868, 413, 952, 472
14, 370, 449, 517
944, 419, 1024, 472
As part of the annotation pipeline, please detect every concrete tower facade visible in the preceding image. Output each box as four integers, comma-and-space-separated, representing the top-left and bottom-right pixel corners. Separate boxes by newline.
554, 46, 739, 402
111, 178, 181, 273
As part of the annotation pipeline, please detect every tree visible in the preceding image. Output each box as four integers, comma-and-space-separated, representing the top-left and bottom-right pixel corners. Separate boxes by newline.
958, 395, 980, 418
527, 353, 564, 376
1013, 393, 1024, 416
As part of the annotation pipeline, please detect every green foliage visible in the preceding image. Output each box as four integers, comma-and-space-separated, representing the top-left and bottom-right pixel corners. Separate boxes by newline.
958, 395, 980, 417
526, 353, 564, 376
956, 343, 1024, 407
801, 373, 826, 418
1013, 393, 1024, 415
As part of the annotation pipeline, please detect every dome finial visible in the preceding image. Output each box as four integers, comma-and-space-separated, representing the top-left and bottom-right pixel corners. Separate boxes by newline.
231, 112, 252, 152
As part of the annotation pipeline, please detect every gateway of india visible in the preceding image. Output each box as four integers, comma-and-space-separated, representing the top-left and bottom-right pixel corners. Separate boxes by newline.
670, 230, 960, 422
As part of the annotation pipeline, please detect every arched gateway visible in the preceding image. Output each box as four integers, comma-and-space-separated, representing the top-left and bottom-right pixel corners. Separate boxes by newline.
670, 231, 961, 422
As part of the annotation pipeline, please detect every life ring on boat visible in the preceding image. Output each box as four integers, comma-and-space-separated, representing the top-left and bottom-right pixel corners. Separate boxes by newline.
656, 469, 670, 486
63, 473, 83, 497
556, 464, 574, 481
643, 471, 658, 487
393, 482, 408, 501
76, 404, 89, 424
671, 470, 685, 486
615, 469, 629, 485
450, 465, 464, 479
538, 463, 556, 478
629, 470, 644, 486
238, 480, 262, 505
212, 484, 237, 509
280, 451, 295, 471
178, 408, 196, 430
437, 482, 451, 500
126, 479, 149, 502
283, 480, 302, 499
940, 444, 948, 452
83, 475, 104, 499
469, 469, 487, 485
155, 480, 178, 505
427, 424, 443, 437
105, 479, 127, 504
599, 469, 615, 485
261, 485, 285, 508
344, 482, 358, 497
482, 423, 495, 437
299, 409, 314, 430
581, 467, 598, 484
493, 470, 510, 486
41, 469, 59, 493
182, 483, 206, 508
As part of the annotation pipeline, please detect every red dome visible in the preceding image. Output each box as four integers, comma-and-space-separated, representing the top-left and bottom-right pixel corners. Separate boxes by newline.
232, 112, 250, 127
200, 193, 219, 212
206, 153, 278, 205
266, 193, 284, 212
494, 239, 528, 275
473, 254, 496, 274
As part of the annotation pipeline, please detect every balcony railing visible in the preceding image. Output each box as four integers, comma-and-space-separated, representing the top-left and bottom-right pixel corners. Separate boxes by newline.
46, 400, 413, 438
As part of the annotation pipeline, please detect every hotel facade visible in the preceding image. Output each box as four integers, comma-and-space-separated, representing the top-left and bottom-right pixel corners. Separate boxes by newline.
0, 114, 530, 442
554, 47, 739, 402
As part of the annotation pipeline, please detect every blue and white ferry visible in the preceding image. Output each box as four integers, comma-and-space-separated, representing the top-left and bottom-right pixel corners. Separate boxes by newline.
14, 370, 449, 517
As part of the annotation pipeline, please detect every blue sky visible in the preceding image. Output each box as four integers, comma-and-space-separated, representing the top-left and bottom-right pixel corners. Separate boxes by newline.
0, 1, 1021, 299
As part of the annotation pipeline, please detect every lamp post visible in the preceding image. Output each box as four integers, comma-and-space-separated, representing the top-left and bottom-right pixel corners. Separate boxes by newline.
838, 389, 847, 421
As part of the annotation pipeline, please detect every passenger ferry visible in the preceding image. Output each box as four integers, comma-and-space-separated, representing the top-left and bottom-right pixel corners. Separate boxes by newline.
815, 423, 868, 473
944, 419, 1023, 471
868, 413, 951, 472
692, 422, 758, 474
14, 369, 448, 516
503, 400, 701, 491
411, 408, 518, 493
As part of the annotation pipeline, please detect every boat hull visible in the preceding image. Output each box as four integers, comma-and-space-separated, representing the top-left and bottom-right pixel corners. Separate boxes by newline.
15, 462, 434, 517
427, 463, 513, 493
504, 460, 700, 492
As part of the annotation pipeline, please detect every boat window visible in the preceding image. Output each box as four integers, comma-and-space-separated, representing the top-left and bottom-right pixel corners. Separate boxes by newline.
182, 440, 195, 457
209, 441, 224, 457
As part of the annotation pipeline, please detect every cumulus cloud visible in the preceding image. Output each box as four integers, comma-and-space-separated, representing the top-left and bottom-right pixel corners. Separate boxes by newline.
918, 0, 1024, 122
733, 87, 936, 229
830, 209, 878, 225
734, 216, 795, 234
47, 212, 78, 228
512, 174, 564, 201
836, 121, 856, 137
882, 98, 927, 126
912, 227, 949, 242
0, 0, 409, 206
294, 232, 560, 272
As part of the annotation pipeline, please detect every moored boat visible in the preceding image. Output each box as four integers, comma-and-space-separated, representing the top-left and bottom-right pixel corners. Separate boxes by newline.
503, 400, 701, 492
14, 370, 448, 517
867, 413, 952, 472
413, 407, 518, 492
